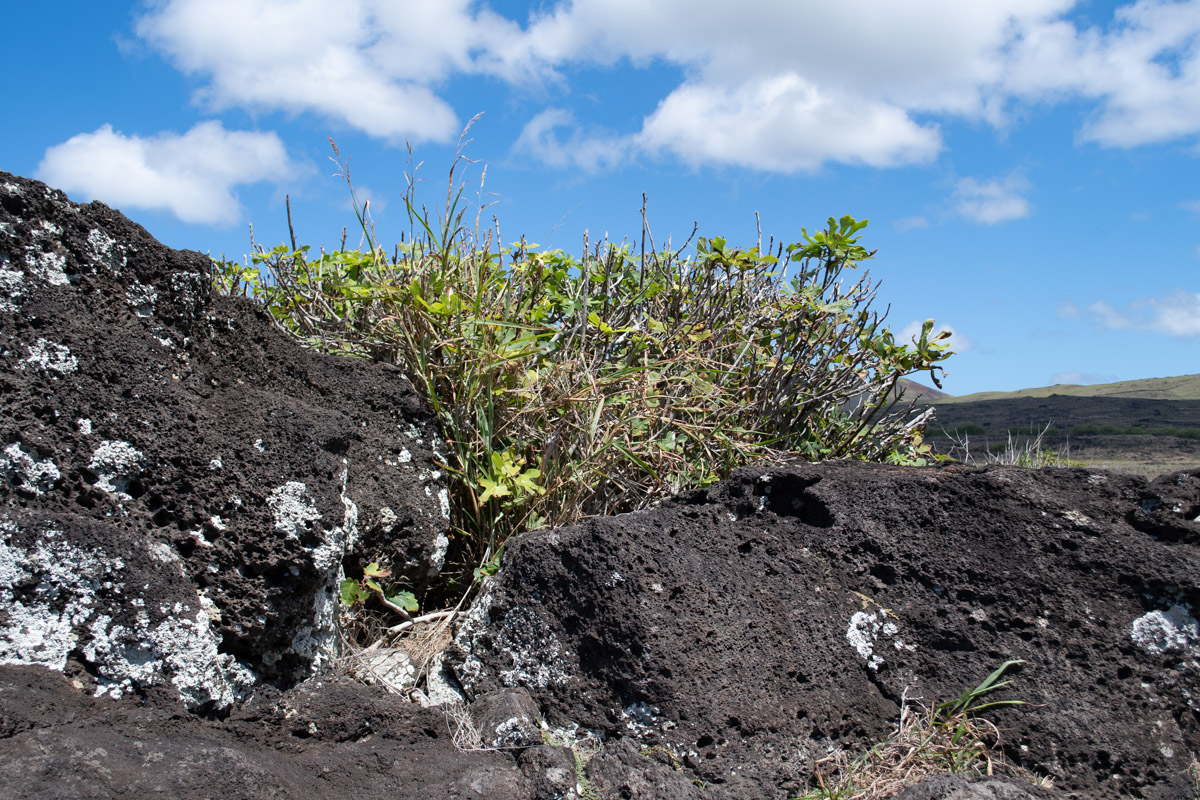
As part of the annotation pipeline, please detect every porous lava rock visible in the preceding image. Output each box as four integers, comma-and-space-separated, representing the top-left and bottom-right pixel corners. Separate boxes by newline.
448, 462, 1200, 799
0, 664, 530, 799
0, 172, 450, 708
889, 775, 1059, 800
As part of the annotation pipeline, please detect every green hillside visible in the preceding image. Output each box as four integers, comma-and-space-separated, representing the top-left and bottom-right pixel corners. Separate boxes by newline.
932, 373, 1200, 404
897, 377, 952, 402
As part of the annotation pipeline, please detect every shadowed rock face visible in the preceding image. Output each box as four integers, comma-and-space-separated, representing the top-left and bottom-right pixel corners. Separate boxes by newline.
0, 665, 533, 800
448, 462, 1200, 800
0, 172, 449, 708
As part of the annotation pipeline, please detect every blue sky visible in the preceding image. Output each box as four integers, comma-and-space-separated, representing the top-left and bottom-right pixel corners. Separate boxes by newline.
3, 0, 1199, 396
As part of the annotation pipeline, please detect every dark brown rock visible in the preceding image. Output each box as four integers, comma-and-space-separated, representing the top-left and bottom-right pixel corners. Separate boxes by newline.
0, 172, 450, 707
471, 686, 544, 748
517, 745, 579, 799
890, 774, 1060, 799
585, 738, 712, 800
448, 462, 1200, 799
0, 664, 529, 800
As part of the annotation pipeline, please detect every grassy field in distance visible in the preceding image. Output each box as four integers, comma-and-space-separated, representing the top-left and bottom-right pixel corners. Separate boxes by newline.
928, 373, 1200, 404
904, 374, 1200, 479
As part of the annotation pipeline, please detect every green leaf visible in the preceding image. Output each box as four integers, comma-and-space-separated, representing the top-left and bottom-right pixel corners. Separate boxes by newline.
386, 590, 419, 613
339, 579, 368, 606
514, 467, 544, 495
478, 476, 509, 504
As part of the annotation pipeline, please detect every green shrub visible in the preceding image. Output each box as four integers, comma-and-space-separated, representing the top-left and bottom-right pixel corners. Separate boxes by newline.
213, 141, 952, 582
1070, 423, 1200, 440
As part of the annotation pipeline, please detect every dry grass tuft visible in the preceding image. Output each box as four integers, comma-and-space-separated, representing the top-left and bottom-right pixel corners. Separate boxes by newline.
801, 698, 1032, 799
798, 663, 1049, 800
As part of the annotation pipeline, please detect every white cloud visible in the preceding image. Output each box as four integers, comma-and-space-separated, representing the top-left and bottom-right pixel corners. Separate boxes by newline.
635, 75, 941, 172
1182, 200, 1200, 215
513, 0, 1200, 169
895, 216, 930, 232
1084, 291, 1200, 336
512, 109, 632, 172
1087, 300, 1133, 329
36, 122, 298, 226
952, 175, 1032, 224
1056, 302, 1082, 321
133, 1, 1200, 171
898, 320, 971, 353
135, 0, 532, 144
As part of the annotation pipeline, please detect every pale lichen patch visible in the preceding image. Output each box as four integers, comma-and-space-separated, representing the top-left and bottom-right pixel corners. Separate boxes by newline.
267, 482, 321, 541
846, 610, 910, 671
87, 228, 125, 273
1, 443, 61, 496
428, 532, 450, 577
126, 282, 158, 318
24, 247, 69, 286
88, 440, 146, 500
0, 266, 24, 312
454, 586, 574, 693
20, 338, 78, 375
83, 606, 255, 708
1131, 604, 1200, 657
0, 522, 114, 671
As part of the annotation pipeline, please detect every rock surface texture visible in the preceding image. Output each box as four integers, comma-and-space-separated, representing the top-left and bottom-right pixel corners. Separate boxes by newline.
0, 665, 532, 800
0, 172, 450, 708
449, 462, 1200, 799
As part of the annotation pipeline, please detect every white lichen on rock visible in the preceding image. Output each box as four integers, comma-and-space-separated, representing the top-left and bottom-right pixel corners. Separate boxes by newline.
846, 610, 908, 671
267, 481, 321, 541
0, 520, 108, 669
83, 606, 254, 708
453, 584, 574, 692
21, 338, 78, 375
88, 440, 146, 500
269, 461, 360, 675
87, 228, 124, 273
1, 443, 61, 496
0, 265, 24, 312
125, 282, 158, 318
24, 246, 69, 286
4, 520, 248, 710
428, 532, 450, 577
1131, 605, 1200, 657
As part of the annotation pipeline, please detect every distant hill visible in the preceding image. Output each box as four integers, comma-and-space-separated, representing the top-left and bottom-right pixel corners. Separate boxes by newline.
932, 373, 1200, 404
896, 377, 952, 402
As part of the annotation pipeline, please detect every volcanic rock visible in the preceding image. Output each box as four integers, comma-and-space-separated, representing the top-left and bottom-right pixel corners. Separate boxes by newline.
448, 462, 1200, 799
3, 169, 1198, 799
0, 664, 529, 799
0, 172, 450, 708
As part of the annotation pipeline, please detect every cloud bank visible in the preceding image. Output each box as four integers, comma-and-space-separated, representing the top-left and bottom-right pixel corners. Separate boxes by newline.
132, 0, 1200, 172
42, 1, 1200, 224
1063, 291, 1200, 337
36, 122, 297, 226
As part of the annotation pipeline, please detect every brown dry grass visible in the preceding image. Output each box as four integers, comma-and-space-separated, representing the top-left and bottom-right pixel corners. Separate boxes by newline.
796, 690, 1050, 800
